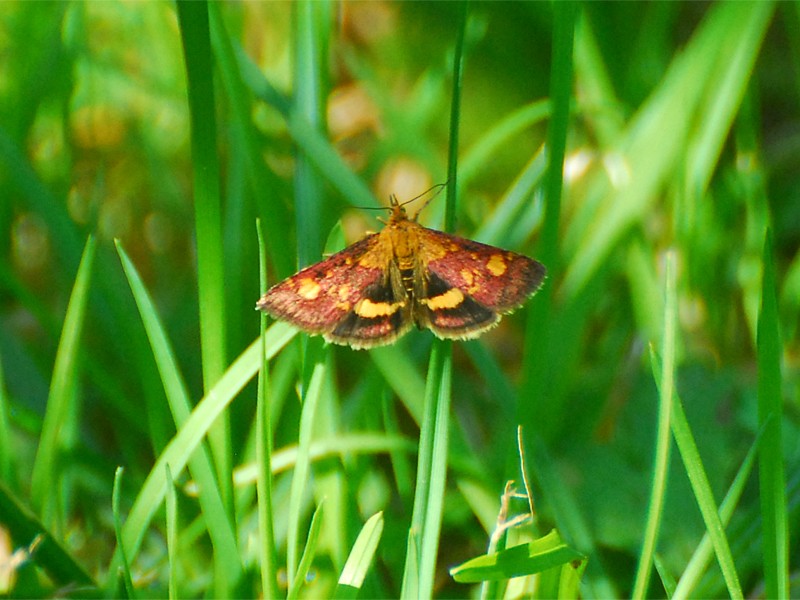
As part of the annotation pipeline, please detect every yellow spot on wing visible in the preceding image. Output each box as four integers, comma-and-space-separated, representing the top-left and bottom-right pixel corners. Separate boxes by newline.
355, 298, 404, 317
423, 287, 464, 310
460, 269, 475, 286
297, 278, 321, 299
487, 254, 507, 276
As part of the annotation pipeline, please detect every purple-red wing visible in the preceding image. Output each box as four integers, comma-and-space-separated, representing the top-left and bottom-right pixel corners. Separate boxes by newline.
257, 234, 386, 332
417, 228, 545, 311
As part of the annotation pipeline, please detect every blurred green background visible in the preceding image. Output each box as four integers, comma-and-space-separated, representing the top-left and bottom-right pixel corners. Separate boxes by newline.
0, 1, 797, 598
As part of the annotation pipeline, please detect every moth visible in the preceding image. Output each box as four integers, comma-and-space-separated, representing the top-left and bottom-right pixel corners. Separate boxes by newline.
256, 196, 546, 349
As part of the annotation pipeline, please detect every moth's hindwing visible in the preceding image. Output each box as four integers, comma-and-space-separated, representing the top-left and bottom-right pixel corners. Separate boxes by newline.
414, 228, 546, 340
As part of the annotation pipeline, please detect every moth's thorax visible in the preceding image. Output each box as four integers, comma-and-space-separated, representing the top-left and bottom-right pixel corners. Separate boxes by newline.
386, 217, 421, 266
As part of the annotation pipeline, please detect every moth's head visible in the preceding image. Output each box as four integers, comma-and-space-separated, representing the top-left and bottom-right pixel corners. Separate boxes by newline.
385, 183, 447, 223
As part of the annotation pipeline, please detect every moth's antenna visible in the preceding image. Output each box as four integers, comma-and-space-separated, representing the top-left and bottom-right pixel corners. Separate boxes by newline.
399, 181, 448, 218
354, 181, 448, 215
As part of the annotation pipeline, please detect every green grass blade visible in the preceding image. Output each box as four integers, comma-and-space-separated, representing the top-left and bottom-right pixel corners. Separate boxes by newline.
165, 464, 178, 600
0, 354, 12, 485
459, 100, 550, 189
632, 251, 677, 599
335, 511, 385, 597
112, 467, 135, 599
450, 530, 585, 584
673, 436, 759, 598
419, 342, 452, 596
520, 0, 575, 426
233, 42, 376, 210
114, 240, 258, 592
402, 343, 444, 600
0, 480, 94, 590
293, 0, 329, 267
256, 219, 279, 599
30, 235, 95, 527
287, 346, 327, 582
288, 500, 325, 600
756, 229, 789, 599
650, 347, 743, 599
176, 2, 233, 536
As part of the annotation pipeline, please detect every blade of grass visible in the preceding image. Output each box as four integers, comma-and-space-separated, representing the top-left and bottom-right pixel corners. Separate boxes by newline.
176, 2, 233, 534
256, 219, 279, 599
673, 435, 760, 599
288, 501, 325, 600
112, 467, 135, 599
649, 347, 743, 599
30, 235, 95, 528
335, 511, 384, 595
293, 0, 329, 267
0, 480, 94, 590
165, 464, 178, 600
0, 354, 12, 485
108, 325, 293, 582
520, 0, 575, 420
286, 343, 327, 583
459, 100, 550, 189
115, 241, 293, 591
401, 342, 445, 600
418, 342, 453, 596
232, 40, 376, 210
632, 250, 677, 599
756, 228, 789, 600
402, 5, 465, 596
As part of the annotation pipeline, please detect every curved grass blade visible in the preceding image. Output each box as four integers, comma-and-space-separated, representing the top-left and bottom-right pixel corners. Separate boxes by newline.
450, 529, 585, 584
30, 236, 95, 527
632, 251, 677, 599
649, 347, 743, 599
287, 501, 325, 600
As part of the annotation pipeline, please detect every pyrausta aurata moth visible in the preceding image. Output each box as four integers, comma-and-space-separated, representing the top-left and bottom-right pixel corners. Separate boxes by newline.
256, 196, 546, 349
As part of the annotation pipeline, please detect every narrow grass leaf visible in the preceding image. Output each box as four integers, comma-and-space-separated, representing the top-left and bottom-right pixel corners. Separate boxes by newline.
288, 501, 325, 600
234, 42, 376, 209
632, 251, 677, 599
256, 219, 279, 600
112, 467, 135, 600
370, 346, 426, 424
287, 348, 327, 582
165, 464, 178, 600
473, 147, 547, 248
459, 100, 550, 188
208, 3, 294, 276
756, 229, 789, 600
419, 342, 452, 596
229, 433, 415, 488
176, 1, 232, 536
673, 436, 760, 598
116, 241, 288, 588
0, 480, 94, 590
30, 235, 95, 526
402, 343, 444, 600
650, 347, 743, 599
450, 530, 585, 583
0, 355, 12, 485
653, 553, 676, 599
335, 511, 385, 594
